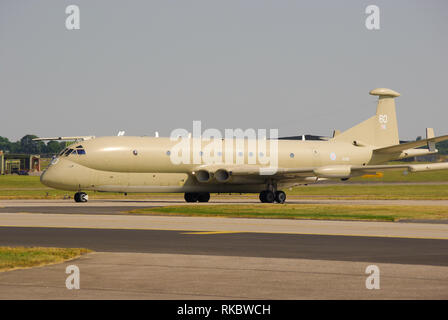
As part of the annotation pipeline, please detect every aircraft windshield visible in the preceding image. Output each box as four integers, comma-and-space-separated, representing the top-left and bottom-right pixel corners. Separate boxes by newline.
57, 146, 86, 157
75, 145, 86, 155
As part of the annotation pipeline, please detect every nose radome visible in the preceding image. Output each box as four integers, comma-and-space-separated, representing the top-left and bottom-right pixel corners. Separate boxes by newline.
40, 166, 60, 189
40, 159, 81, 191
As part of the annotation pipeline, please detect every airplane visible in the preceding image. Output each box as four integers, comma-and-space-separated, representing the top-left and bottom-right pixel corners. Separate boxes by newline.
36, 88, 448, 203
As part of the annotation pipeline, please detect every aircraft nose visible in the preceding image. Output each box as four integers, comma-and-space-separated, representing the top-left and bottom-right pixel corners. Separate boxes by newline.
40, 165, 60, 189
40, 158, 80, 190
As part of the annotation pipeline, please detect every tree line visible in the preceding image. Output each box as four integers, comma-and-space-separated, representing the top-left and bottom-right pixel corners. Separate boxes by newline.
435, 141, 448, 155
1, 134, 448, 156
0, 135, 66, 155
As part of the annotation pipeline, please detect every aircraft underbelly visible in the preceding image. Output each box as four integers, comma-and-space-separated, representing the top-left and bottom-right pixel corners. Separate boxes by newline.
90, 170, 264, 193
94, 184, 267, 193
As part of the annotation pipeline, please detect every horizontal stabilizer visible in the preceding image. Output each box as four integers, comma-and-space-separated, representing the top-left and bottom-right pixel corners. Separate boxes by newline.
373, 135, 448, 154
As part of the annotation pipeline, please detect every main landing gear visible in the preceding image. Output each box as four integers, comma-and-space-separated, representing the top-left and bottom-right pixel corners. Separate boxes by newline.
184, 192, 210, 203
259, 190, 286, 203
74, 192, 88, 203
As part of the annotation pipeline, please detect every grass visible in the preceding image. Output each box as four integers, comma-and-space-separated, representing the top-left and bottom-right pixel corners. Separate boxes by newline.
288, 184, 448, 199
129, 204, 448, 222
351, 167, 448, 182
0, 175, 45, 189
0, 247, 92, 272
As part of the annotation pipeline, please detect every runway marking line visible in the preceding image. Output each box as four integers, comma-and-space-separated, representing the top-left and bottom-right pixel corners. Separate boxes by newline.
180, 231, 242, 235
0, 224, 448, 240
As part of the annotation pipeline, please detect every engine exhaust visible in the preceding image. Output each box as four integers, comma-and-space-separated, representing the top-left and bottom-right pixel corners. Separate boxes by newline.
195, 170, 212, 183
215, 169, 231, 182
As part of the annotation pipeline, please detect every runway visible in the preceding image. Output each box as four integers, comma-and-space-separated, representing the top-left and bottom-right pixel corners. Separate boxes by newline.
2, 252, 447, 299
1, 226, 448, 266
1, 199, 448, 299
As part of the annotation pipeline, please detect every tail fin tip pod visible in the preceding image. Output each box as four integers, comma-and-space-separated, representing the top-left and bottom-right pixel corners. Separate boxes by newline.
369, 88, 400, 98
332, 88, 400, 148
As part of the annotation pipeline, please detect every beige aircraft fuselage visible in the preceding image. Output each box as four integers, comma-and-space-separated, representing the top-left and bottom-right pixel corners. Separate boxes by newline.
42, 138, 370, 193
39, 88, 448, 202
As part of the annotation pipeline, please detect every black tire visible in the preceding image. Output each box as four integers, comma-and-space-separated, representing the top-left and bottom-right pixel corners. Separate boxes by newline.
184, 192, 199, 203
275, 191, 286, 204
75, 192, 88, 202
79, 192, 88, 202
197, 192, 210, 202
259, 190, 267, 203
264, 191, 275, 203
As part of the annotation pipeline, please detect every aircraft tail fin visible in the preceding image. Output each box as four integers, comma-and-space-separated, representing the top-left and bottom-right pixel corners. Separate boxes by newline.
332, 88, 400, 148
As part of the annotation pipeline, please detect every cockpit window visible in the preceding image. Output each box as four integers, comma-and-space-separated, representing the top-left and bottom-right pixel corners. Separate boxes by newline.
58, 146, 86, 157
72, 145, 86, 155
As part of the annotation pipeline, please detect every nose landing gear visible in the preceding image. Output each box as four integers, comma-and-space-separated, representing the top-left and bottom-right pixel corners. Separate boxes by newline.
74, 192, 88, 203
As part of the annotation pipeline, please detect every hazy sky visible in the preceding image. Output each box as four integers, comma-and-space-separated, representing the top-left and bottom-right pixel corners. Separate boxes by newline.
1, 0, 447, 141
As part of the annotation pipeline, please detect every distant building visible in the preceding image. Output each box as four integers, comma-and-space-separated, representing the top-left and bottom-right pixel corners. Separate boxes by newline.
0, 151, 40, 174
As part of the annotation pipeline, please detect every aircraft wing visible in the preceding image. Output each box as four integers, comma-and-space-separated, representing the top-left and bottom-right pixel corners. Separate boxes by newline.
32, 136, 95, 141
193, 162, 448, 182
373, 134, 448, 154
350, 162, 448, 173
270, 163, 448, 177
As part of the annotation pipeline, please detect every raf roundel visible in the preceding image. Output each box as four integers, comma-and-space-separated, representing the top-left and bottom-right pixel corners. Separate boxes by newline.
330, 152, 337, 161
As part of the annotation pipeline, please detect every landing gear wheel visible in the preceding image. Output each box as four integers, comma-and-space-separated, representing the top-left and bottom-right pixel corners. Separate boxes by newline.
74, 192, 88, 203
259, 190, 267, 203
184, 192, 199, 203
275, 191, 286, 204
259, 190, 275, 203
264, 190, 275, 203
197, 192, 210, 202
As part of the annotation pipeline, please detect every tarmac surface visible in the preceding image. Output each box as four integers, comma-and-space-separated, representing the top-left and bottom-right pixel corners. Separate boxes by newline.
1, 252, 447, 299
1, 199, 448, 299
1, 226, 447, 266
